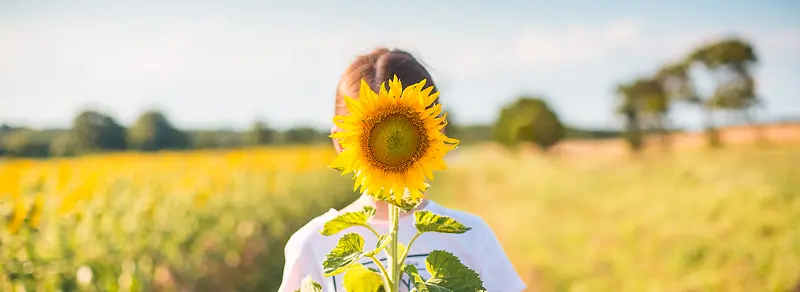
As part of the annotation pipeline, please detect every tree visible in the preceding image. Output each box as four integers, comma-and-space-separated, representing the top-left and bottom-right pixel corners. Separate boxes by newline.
616, 76, 671, 151
615, 83, 644, 152
128, 111, 189, 151
245, 120, 277, 146
71, 110, 127, 153
492, 97, 565, 151
686, 37, 760, 147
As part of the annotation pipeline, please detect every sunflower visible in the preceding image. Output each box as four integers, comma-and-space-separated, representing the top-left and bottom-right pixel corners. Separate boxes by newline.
330, 75, 459, 206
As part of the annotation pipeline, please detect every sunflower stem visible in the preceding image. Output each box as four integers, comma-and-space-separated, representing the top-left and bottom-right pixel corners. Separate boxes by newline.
368, 255, 392, 292
385, 204, 402, 292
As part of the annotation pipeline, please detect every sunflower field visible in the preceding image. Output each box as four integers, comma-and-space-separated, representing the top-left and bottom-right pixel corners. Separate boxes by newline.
0, 146, 357, 291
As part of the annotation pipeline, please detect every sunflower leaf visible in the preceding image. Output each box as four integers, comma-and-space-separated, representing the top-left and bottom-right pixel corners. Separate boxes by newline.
401, 250, 486, 292
320, 206, 376, 236
294, 275, 322, 292
343, 263, 386, 292
413, 211, 472, 234
365, 234, 390, 257
403, 265, 429, 291
323, 233, 367, 277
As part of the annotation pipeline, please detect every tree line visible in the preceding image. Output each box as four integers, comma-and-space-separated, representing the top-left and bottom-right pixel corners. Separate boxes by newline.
0, 110, 334, 158
0, 105, 622, 158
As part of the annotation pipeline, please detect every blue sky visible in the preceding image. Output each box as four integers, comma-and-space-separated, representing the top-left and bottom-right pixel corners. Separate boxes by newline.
1, 0, 798, 130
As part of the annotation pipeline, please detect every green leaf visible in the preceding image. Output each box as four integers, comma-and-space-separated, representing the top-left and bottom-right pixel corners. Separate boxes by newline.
344, 263, 386, 292
320, 206, 376, 236
403, 265, 429, 292
413, 211, 472, 234
402, 250, 486, 292
294, 275, 322, 292
426, 250, 486, 291
322, 233, 367, 277
365, 234, 390, 257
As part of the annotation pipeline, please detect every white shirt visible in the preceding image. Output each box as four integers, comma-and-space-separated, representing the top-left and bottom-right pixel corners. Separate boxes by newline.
278, 200, 526, 292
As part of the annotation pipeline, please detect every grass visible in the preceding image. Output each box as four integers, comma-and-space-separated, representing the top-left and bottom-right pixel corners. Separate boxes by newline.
431, 144, 800, 291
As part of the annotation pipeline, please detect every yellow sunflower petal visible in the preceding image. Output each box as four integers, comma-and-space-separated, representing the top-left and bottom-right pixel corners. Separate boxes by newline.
360, 79, 379, 103
419, 85, 434, 102
389, 75, 402, 99
422, 91, 439, 107
379, 81, 388, 97
424, 104, 442, 118
330, 151, 355, 174
344, 95, 364, 116
416, 161, 434, 180
330, 131, 360, 139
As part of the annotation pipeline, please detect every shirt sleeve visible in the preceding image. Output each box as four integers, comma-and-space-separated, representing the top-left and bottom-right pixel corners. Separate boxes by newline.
276, 233, 326, 292
476, 222, 527, 292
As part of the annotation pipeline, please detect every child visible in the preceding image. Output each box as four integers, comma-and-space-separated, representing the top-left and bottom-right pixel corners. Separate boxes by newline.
278, 48, 526, 292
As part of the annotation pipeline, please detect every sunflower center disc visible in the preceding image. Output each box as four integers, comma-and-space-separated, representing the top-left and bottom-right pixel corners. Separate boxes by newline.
368, 116, 421, 167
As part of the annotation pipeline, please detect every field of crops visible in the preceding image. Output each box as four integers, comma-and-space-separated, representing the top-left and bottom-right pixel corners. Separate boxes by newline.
1, 141, 799, 291
0, 147, 357, 291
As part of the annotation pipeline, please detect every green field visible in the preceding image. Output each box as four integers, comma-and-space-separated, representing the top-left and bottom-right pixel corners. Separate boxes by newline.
431, 145, 800, 292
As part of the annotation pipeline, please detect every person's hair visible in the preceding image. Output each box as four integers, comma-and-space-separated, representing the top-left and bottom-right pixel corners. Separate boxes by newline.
335, 48, 439, 116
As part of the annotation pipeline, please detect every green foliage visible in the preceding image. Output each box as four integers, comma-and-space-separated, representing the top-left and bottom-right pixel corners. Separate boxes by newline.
71, 110, 127, 153
493, 97, 565, 151
128, 111, 190, 151
690, 37, 759, 147
319, 206, 376, 236
295, 275, 323, 292
403, 250, 486, 292
1, 129, 52, 157
613, 36, 762, 151
343, 263, 385, 292
413, 211, 472, 234
245, 120, 277, 146
189, 129, 245, 149
284, 126, 327, 145
615, 79, 668, 152
322, 233, 369, 277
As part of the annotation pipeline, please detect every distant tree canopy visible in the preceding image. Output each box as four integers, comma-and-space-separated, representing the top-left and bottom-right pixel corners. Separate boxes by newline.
283, 126, 327, 145
493, 97, 565, 151
614, 36, 761, 151
1, 129, 51, 157
71, 110, 127, 153
688, 37, 760, 147
127, 111, 190, 151
615, 78, 671, 152
245, 120, 277, 146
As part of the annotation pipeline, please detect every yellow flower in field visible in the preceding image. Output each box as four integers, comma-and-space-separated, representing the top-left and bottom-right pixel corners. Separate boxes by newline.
329, 76, 459, 204
7, 199, 27, 234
